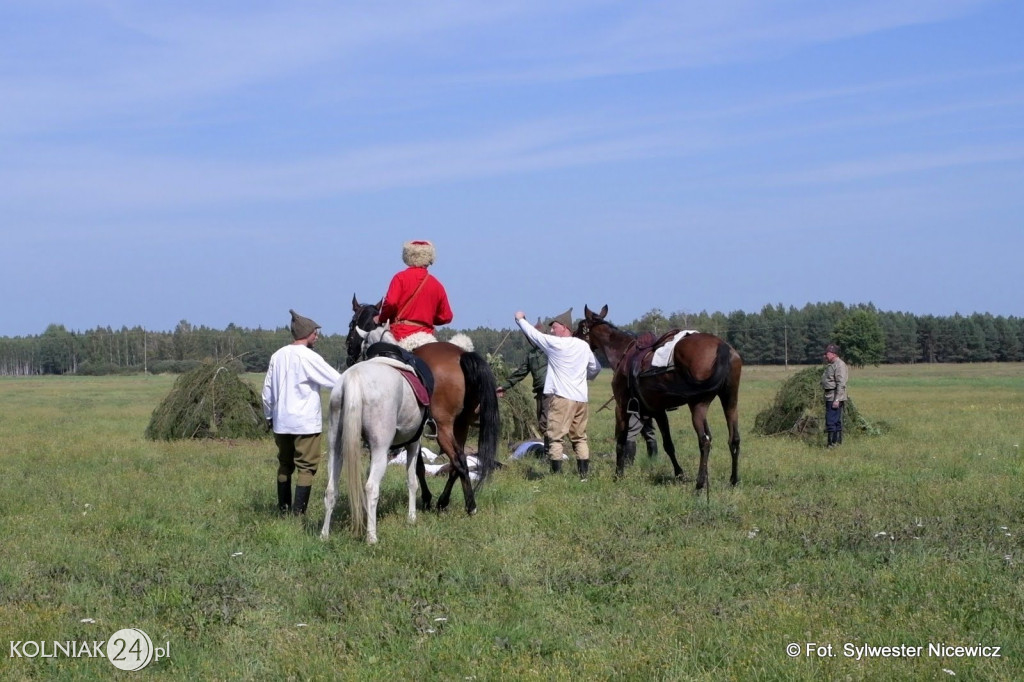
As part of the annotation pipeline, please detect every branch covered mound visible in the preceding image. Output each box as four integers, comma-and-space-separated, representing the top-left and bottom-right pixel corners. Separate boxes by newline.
145, 360, 271, 440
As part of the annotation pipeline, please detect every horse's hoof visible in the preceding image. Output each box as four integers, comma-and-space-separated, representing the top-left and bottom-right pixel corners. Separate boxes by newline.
367, 535, 378, 545
407, 514, 417, 525
467, 507, 477, 516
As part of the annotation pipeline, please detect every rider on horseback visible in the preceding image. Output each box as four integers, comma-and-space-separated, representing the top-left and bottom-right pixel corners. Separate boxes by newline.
374, 240, 453, 350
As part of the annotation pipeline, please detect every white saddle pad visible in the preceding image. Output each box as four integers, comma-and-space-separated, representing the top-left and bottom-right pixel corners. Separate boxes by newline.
651, 330, 699, 367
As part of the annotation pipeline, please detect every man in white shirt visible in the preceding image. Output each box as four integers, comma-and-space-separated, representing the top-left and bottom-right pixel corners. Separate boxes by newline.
263, 310, 342, 514
515, 308, 601, 480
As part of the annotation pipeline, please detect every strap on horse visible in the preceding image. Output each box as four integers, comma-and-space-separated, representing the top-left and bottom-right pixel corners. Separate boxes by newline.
365, 342, 435, 397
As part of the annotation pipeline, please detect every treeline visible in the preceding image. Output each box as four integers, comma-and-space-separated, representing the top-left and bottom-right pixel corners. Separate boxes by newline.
1, 303, 1021, 376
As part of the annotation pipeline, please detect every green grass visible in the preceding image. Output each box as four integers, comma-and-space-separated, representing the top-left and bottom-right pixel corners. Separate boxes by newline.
1, 365, 1022, 680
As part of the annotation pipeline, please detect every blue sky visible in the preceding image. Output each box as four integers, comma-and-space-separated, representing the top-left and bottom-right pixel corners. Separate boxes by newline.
3, 0, 1022, 337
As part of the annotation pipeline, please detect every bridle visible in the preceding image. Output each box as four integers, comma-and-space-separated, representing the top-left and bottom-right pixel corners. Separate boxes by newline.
346, 303, 380, 366
575, 316, 638, 374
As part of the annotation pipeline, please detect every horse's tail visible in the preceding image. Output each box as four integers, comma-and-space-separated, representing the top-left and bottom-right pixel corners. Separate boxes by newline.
341, 372, 366, 535
459, 351, 500, 488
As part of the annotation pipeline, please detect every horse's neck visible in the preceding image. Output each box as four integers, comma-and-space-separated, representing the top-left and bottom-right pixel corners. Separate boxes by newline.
595, 328, 634, 368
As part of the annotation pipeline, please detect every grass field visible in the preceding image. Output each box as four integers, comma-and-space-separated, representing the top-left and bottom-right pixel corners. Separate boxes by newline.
1, 364, 1022, 680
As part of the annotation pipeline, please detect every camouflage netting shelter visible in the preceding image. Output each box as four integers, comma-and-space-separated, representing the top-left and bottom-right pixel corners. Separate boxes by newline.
145, 360, 271, 440
753, 366, 888, 440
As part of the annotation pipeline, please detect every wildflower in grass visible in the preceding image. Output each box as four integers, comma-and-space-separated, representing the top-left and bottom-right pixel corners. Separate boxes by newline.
942, 669, 955, 676
747, 528, 760, 539
80, 618, 96, 624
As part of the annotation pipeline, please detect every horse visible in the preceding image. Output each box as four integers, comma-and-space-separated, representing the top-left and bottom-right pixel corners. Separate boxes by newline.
347, 294, 500, 515
320, 356, 428, 544
575, 304, 742, 490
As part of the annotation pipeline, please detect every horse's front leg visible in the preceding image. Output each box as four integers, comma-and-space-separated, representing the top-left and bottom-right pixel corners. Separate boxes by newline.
690, 402, 712, 491
654, 411, 684, 479
613, 403, 629, 478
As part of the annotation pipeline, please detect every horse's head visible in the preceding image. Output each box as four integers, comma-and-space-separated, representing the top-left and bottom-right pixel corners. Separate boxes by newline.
355, 321, 397, 361
347, 294, 383, 366
574, 304, 609, 348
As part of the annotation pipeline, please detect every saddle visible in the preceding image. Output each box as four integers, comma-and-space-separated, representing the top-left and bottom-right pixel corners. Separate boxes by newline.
365, 341, 435, 406
622, 329, 687, 414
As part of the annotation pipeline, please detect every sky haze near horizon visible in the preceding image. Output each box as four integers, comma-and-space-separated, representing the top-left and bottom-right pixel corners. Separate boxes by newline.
3, 0, 1022, 336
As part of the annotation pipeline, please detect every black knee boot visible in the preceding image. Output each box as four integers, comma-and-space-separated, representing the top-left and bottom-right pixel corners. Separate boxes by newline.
577, 459, 590, 481
645, 436, 658, 458
292, 485, 312, 515
277, 479, 292, 512
550, 459, 562, 474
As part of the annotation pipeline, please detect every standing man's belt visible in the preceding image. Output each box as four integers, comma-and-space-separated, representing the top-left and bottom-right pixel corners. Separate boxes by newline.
396, 320, 429, 327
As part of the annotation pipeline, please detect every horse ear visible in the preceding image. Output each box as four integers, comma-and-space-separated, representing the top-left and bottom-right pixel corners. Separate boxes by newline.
599, 304, 608, 318
584, 305, 594, 320
375, 298, 383, 310
356, 327, 368, 339
352, 294, 360, 312
382, 320, 390, 330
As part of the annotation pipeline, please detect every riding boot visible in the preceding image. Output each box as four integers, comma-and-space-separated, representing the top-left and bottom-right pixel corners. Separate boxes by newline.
577, 459, 590, 481
644, 436, 658, 458
624, 440, 637, 466
277, 479, 292, 512
292, 485, 312, 515
550, 459, 562, 474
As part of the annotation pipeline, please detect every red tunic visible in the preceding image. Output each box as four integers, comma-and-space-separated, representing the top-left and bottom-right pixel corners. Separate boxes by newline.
379, 267, 454, 341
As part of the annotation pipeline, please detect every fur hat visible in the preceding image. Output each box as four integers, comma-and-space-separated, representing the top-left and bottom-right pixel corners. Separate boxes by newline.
289, 309, 320, 340
546, 308, 573, 330
402, 240, 436, 267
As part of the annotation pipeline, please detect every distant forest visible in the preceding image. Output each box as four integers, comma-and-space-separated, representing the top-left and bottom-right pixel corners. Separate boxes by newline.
1, 302, 1022, 376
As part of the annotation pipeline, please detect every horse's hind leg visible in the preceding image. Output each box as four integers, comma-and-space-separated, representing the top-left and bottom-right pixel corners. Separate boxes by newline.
691, 402, 712, 490
405, 443, 420, 525
364, 448, 389, 545
434, 423, 466, 512
721, 388, 741, 486
437, 419, 478, 515
415, 445, 433, 511
320, 412, 342, 540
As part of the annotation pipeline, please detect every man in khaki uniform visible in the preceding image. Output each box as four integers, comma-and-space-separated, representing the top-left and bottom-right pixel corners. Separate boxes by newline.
821, 343, 849, 448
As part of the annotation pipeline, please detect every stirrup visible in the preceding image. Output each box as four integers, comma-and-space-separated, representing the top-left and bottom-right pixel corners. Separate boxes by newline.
422, 418, 438, 440
625, 396, 641, 417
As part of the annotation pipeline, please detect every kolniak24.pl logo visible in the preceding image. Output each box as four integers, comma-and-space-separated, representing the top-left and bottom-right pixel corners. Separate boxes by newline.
10, 628, 169, 671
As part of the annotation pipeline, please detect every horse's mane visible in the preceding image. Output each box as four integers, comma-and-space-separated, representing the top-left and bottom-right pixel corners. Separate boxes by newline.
588, 317, 636, 338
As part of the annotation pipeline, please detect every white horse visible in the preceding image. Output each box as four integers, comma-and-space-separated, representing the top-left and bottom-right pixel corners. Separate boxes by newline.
320, 355, 429, 544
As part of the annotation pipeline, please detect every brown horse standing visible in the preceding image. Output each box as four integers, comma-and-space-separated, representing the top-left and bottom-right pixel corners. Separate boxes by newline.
347, 295, 500, 514
575, 304, 742, 490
